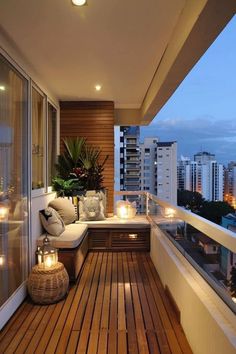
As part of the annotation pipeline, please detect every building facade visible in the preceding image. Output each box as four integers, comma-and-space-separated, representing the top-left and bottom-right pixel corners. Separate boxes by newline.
177, 152, 224, 202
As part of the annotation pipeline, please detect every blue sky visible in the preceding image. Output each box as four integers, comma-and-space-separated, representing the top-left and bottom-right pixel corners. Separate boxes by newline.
141, 16, 236, 165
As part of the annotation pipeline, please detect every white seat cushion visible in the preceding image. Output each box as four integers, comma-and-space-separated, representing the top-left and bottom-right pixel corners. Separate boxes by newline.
76, 215, 150, 229
37, 223, 88, 249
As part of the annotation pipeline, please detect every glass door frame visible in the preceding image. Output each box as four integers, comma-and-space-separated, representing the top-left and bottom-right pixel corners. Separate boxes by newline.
0, 47, 32, 330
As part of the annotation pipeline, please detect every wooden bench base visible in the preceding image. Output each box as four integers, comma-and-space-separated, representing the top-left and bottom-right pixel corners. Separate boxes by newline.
88, 227, 150, 251
58, 232, 88, 281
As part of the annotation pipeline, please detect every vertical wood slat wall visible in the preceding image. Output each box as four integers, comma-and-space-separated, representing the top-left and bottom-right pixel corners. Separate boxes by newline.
60, 101, 114, 214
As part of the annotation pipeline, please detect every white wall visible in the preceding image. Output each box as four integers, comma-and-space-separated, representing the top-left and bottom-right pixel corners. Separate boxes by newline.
150, 225, 236, 354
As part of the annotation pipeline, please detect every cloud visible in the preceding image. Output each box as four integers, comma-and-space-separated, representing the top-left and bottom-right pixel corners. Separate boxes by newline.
141, 117, 236, 164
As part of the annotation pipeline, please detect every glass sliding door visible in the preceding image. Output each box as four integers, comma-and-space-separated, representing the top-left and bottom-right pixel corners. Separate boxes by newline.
0, 54, 29, 314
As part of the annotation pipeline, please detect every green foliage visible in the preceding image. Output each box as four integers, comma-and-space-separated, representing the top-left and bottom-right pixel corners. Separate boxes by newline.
53, 137, 108, 194
52, 177, 82, 196
178, 190, 234, 225
177, 190, 204, 212
229, 265, 236, 297
199, 201, 234, 225
63, 137, 86, 165
79, 145, 108, 190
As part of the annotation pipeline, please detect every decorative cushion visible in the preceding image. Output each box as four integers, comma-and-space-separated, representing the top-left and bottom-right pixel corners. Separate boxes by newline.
37, 223, 88, 249
85, 190, 106, 215
39, 207, 65, 236
49, 197, 76, 225
79, 194, 105, 221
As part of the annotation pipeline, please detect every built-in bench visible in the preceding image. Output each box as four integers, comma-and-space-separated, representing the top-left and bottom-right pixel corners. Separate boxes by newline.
37, 223, 89, 281
37, 216, 150, 281
78, 216, 150, 251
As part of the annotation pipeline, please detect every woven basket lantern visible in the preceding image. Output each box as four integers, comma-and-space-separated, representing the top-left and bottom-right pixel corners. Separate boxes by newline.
28, 262, 69, 304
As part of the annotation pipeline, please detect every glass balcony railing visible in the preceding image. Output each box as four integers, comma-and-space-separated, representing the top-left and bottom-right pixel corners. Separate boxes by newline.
114, 191, 236, 314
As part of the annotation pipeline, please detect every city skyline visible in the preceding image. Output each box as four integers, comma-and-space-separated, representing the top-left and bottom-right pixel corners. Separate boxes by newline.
141, 16, 236, 165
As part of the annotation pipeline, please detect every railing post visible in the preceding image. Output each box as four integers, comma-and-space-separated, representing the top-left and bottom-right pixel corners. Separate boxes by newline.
146, 192, 149, 216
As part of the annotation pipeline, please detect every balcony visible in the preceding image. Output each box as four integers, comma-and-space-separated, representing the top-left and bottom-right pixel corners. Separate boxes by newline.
1, 1, 236, 353
1, 192, 236, 353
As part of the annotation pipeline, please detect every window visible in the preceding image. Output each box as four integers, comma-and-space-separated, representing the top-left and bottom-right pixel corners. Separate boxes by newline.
0, 53, 29, 307
32, 87, 45, 190
47, 102, 57, 187
144, 172, 150, 177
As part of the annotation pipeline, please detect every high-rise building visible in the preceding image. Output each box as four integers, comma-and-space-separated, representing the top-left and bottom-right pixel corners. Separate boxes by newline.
194, 151, 215, 164
139, 138, 177, 204
156, 142, 177, 205
140, 137, 159, 195
116, 128, 177, 205
177, 152, 224, 201
119, 126, 140, 192
224, 162, 236, 208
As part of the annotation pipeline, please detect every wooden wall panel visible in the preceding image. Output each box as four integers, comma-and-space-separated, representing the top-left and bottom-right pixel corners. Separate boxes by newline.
60, 101, 114, 214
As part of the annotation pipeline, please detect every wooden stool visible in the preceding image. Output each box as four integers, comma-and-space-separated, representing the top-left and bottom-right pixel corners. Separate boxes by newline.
28, 262, 69, 304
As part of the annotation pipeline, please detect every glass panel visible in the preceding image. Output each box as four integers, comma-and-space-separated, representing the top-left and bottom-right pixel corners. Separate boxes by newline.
0, 54, 28, 307
47, 102, 57, 186
32, 87, 44, 190
148, 197, 236, 313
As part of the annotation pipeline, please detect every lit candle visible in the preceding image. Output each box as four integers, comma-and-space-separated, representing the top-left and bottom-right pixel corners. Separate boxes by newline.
119, 206, 128, 218
165, 208, 175, 218
0, 255, 6, 267
45, 256, 53, 268
0, 206, 9, 221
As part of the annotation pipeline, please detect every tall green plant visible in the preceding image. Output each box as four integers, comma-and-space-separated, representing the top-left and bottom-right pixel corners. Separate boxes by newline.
80, 145, 108, 190
53, 137, 108, 192
55, 137, 85, 179
63, 137, 86, 166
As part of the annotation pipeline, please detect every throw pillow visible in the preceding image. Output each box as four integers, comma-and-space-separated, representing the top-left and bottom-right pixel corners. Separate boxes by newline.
39, 207, 65, 236
79, 194, 105, 221
49, 197, 76, 225
85, 190, 106, 216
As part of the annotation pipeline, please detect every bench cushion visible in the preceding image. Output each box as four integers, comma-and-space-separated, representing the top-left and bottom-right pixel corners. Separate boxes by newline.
76, 215, 150, 229
37, 223, 88, 249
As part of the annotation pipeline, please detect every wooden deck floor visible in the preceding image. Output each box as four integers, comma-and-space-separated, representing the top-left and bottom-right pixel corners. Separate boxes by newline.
0, 252, 192, 354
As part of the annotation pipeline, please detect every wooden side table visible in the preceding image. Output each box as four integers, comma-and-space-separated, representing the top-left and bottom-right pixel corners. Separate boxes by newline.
28, 262, 69, 304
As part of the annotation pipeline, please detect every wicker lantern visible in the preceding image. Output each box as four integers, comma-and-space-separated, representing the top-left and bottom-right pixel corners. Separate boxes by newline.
36, 234, 58, 269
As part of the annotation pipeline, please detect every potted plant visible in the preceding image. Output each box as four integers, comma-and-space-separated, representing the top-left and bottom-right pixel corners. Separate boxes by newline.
52, 137, 108, 200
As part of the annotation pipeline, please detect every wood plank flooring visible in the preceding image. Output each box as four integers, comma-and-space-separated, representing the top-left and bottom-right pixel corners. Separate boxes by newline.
0, 252, 192, 354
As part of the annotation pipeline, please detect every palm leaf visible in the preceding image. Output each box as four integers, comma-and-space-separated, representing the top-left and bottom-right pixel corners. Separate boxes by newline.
63, 137, 86, 165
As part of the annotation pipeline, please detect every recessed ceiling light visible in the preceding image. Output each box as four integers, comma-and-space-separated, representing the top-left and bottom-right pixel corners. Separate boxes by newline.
95, 84, 102, 91
72, 0, 87, 6
0, 86, 5, 91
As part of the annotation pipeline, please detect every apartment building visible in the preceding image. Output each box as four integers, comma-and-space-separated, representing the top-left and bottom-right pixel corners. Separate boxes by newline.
224, 162, 236, 208
177, 152, 224, 201
156, 142, 177, 205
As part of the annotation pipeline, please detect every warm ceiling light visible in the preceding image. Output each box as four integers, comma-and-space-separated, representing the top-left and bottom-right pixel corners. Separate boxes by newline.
95, 84, 102, 91
0, 86, 5, 91
72, 0, 87, 6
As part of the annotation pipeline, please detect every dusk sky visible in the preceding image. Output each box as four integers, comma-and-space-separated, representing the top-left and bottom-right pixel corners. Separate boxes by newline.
141, 16, 236, 166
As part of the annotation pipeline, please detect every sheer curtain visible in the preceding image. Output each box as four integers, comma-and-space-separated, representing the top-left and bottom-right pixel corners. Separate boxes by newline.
32, 88, 44, 189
